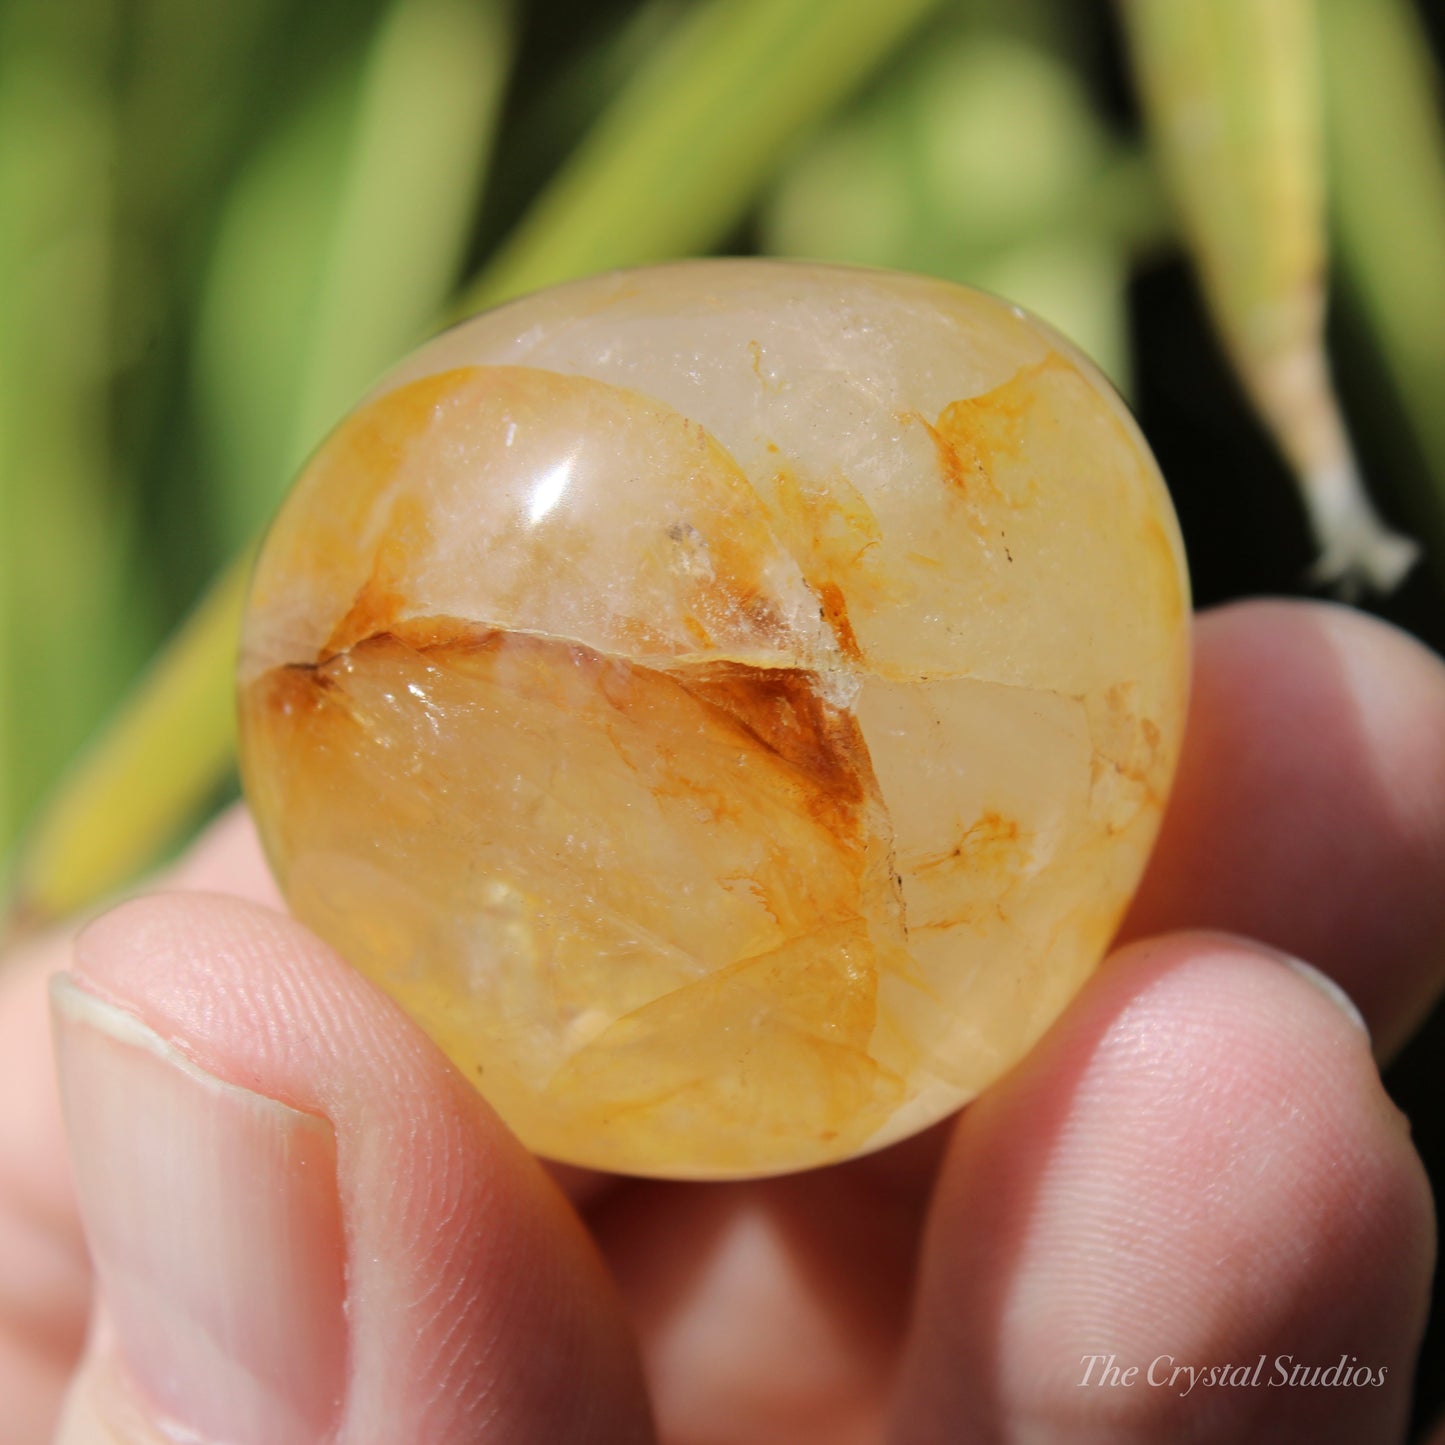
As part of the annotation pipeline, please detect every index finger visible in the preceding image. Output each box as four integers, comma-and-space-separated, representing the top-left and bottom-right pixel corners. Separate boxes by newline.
1119, 597, 1445, 1057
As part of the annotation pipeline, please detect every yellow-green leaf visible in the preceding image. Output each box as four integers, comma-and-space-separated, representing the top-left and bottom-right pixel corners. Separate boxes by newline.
1121, 0, 1417, 592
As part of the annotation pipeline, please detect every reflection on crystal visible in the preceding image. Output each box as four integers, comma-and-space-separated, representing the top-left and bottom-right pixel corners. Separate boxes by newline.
526, 454, 575, 525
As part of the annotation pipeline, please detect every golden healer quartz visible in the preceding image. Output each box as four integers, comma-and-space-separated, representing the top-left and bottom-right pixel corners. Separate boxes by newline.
237, 260, 1190, 1178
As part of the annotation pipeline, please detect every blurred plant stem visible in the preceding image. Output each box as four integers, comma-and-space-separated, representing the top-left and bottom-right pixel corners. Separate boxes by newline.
0, 0, 148, 870
1321, 0, 1445, 570
1121, 0, 1418, 594
458, 0, 947, 314
10, 554, 251, 930
202, 0, 513, 551
761, 13, 1167, 390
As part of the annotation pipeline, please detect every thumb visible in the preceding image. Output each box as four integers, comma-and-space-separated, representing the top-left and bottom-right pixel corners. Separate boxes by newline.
49, 892, 653, 1445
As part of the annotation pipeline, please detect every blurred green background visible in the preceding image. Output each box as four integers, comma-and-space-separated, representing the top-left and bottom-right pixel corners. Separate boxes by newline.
2, 0, 1443, 1430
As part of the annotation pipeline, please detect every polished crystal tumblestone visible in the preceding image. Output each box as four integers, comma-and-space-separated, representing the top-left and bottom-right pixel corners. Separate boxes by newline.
237, 260, 1190, 1178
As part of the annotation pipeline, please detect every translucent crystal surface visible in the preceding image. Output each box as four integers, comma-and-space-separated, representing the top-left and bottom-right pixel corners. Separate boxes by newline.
238, 260, 1190, 1178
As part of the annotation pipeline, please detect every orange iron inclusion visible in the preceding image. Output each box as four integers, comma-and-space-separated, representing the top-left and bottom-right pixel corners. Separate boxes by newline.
237, 260, 1190, 1179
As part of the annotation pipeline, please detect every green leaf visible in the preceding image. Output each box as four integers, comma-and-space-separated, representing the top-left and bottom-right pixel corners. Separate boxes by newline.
0, 1, 148, 862
459, 0, 947, 315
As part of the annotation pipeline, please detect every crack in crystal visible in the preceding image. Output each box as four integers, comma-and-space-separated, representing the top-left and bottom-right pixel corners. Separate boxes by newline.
298, 609, 1093, 1092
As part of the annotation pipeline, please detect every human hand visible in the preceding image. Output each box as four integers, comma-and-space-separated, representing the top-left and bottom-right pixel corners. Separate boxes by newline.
3, 598, 1443, 1445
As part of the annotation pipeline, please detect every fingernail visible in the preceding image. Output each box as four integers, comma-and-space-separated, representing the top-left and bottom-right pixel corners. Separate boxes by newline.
51, 975, 347, 1445
1194, 929, 1371, 1041
1279, 955, 1371, 1040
